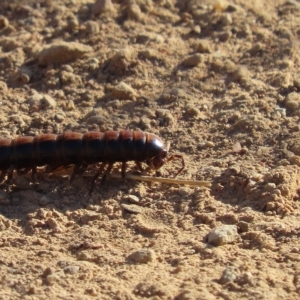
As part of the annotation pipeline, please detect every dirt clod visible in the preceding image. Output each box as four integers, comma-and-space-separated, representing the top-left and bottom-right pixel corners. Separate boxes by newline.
37, 42, 92, 66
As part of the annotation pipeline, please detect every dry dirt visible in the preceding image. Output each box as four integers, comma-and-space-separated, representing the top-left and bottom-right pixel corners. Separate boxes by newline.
1, 0, 300, 299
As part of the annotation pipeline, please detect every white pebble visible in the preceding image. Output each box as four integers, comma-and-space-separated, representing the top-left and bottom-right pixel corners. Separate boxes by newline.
127, 195, 140, 204
128, 249, 156, 264
207, 225, 239, 246
219, 266, 240, 284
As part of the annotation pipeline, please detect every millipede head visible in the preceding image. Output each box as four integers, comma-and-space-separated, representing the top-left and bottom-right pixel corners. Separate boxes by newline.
145, 149, 185, 177
145, 148, 168, 171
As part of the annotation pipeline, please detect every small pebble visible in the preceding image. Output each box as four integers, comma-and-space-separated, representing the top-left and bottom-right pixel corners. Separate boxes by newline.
237, 272, 253, 285
110, 82, 137, 100
186, 106, 201, 118
181, 54, 202, 68
178, 187, 192, 198
84, 21, 99, 34
46, 272, 64, 284
264, 182, 276, 191
92, 0, 115, 15
192, 25, 201, 34
222, 13, 232, 26
127, 195, 140, 204
285, 92, 300, 111
86, 287, 98, 296
77, 252, 91, 261
197, 40, 211, 53
273, 72, 293, 88
219, 266, 240, 284
18, 67, 32, 84
232, 66, 251, 83
105, 48, 136, 75
121, 204, 143, 214
41, 95, 57, 108
88, 57, 99, 70
47, 217, 59, 229
55, 114, 65, 122
128, 2, 143, 21
237, 221, 249, 233
64, 265, 80, 274
232, 142, 242, 153
136, 32, 164, 44
67, 17, 79, 31
140, 117, 152, 130
128, 249, 156, 264
275, 107, 286, 118
213, 0, 228, 11
218, 30, 232, 42
27, 286, 35, 294
0, 81, 8, 92
86, 115, 108, 125
156, 109, 174, 126
288, 155, 300, 166
207, 225, 239, 246
80, 213, 99, 224
27, 93, 56, 108
0, 16, 9, 29
206, 141, 215, 148
43, 267, 54, 277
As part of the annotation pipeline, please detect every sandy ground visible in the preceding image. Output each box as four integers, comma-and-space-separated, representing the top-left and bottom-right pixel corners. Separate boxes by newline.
1, 0, 300, 299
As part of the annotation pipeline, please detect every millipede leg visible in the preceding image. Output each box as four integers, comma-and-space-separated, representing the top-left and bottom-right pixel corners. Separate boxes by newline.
17, 167, 31, 175
90, 162, 107, 194
7, 168, 14, 183
45, 163, 65, 174
70, 163, 88, 183
70, 164, 80, 183
165, 154, 185, 176
31, 166, 37, 182
101, 163, 114, 183
121, 162, 127, 179
0, 170, 7, 183
135, 161, 144, 172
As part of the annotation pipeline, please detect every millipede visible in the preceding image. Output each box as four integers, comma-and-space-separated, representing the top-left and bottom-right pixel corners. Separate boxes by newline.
0, 130, 185, 191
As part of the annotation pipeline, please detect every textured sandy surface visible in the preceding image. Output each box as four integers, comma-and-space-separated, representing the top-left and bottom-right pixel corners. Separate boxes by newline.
1, 0, 300, 299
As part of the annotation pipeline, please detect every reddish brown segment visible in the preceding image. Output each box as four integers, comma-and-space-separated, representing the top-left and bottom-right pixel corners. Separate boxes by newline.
0, 130, 185, 191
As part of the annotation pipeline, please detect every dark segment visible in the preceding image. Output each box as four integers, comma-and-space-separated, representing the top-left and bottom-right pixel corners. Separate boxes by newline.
83, 131, 105, 163
132, 131, 147, 161
0, 139, 12, 170
13, 137, 35, 167
34, 134, 58, 166
146, 133, 164, 159
83, 130, 154, 162
60, 132, 84, 164
119, 131, 135, 161
103, 131, 121, 161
